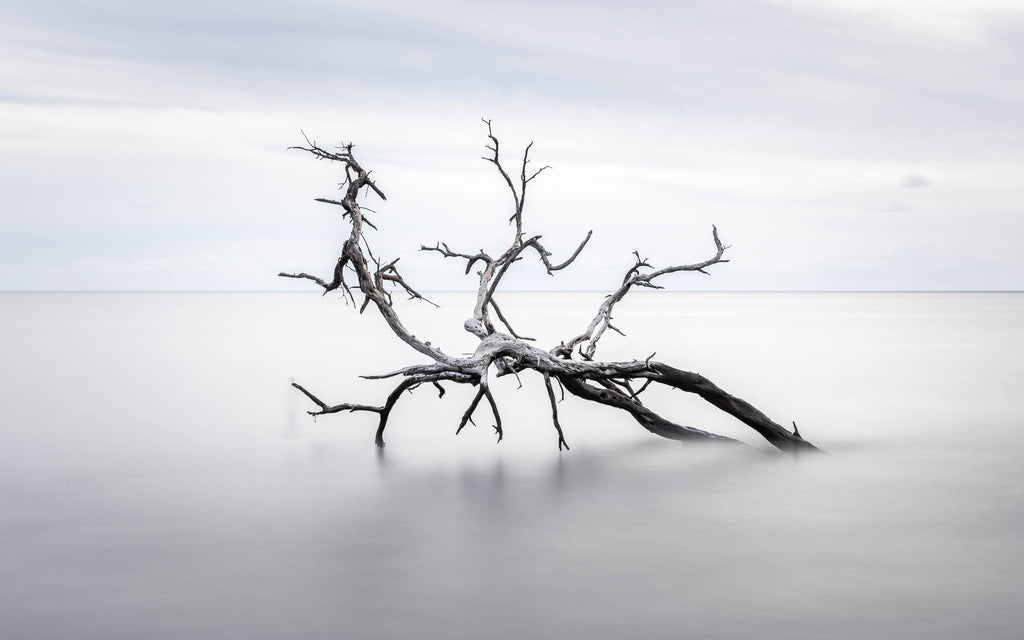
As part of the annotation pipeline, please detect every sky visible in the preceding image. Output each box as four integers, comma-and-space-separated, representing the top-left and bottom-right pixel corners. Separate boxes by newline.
1, 0, 1022, 291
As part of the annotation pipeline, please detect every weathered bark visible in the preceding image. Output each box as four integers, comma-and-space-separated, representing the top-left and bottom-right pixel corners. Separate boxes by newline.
557, 376, 740, 444
280, 123, 820, 454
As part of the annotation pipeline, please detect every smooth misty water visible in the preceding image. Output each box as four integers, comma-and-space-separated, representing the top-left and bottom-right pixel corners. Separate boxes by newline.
1, 292, 1022, 639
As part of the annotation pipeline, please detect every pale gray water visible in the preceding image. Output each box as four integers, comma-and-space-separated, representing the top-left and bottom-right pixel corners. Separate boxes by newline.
1, 292, 1022, 639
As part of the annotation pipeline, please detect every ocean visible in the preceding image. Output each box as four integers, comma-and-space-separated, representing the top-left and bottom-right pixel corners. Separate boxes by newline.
1, 291, 1022, 638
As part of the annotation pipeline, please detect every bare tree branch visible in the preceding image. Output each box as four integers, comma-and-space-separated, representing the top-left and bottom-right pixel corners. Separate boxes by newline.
292, 382, 380, 416
421, 242, 492, 275
282, 124, 821, 455
278, 271, 329, 289
544, 373, 569, 451
483, 384, 503, 442
481, 118, 523, 238
557, 376, 739, 444
490, 297, 535, 341
558, 226, 729, 359
532, 230, 593, 273
457, 387, 486, 435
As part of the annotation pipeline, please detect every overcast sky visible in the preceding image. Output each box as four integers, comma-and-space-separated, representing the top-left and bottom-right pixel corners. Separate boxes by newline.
2, 0, 1022, 291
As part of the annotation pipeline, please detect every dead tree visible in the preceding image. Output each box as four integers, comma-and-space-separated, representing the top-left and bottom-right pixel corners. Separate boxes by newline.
280, 121, 819, 453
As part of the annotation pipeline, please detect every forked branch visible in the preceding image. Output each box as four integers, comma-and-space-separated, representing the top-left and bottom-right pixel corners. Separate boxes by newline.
558, 226, 729, 359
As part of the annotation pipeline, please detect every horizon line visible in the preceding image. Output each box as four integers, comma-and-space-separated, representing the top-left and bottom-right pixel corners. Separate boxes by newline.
2, 289, 1022, 294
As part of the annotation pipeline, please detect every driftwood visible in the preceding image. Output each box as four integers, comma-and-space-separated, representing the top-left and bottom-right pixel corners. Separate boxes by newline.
280, 121, 819, 453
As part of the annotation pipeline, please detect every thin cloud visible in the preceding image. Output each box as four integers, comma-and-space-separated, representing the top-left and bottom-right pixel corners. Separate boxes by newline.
0, 1, 1022, 290
901, 173, 932, 188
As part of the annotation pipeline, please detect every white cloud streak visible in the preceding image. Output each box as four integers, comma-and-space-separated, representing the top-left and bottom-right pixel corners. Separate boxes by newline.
1, 0, 1022, 290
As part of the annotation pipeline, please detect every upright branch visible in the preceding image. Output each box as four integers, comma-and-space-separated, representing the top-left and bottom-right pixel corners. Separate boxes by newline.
278, 132, 456, 367
281, 122, 820, 455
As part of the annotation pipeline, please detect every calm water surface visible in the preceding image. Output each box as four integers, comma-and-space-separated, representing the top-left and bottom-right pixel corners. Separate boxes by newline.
1, 292, 1022, 639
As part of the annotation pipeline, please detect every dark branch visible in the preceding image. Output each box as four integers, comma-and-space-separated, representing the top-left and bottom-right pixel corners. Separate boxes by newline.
420, 242, 492, 275
544, 373, 569, 451
291, 382, 381, 416
457, 387, 486, 435
533, 230, 593, 274
557, 376, 739, 444
481, 118, 521, 233
278, 271, 329, 289
483, 385, 503, 442
490, 297, 535, 341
